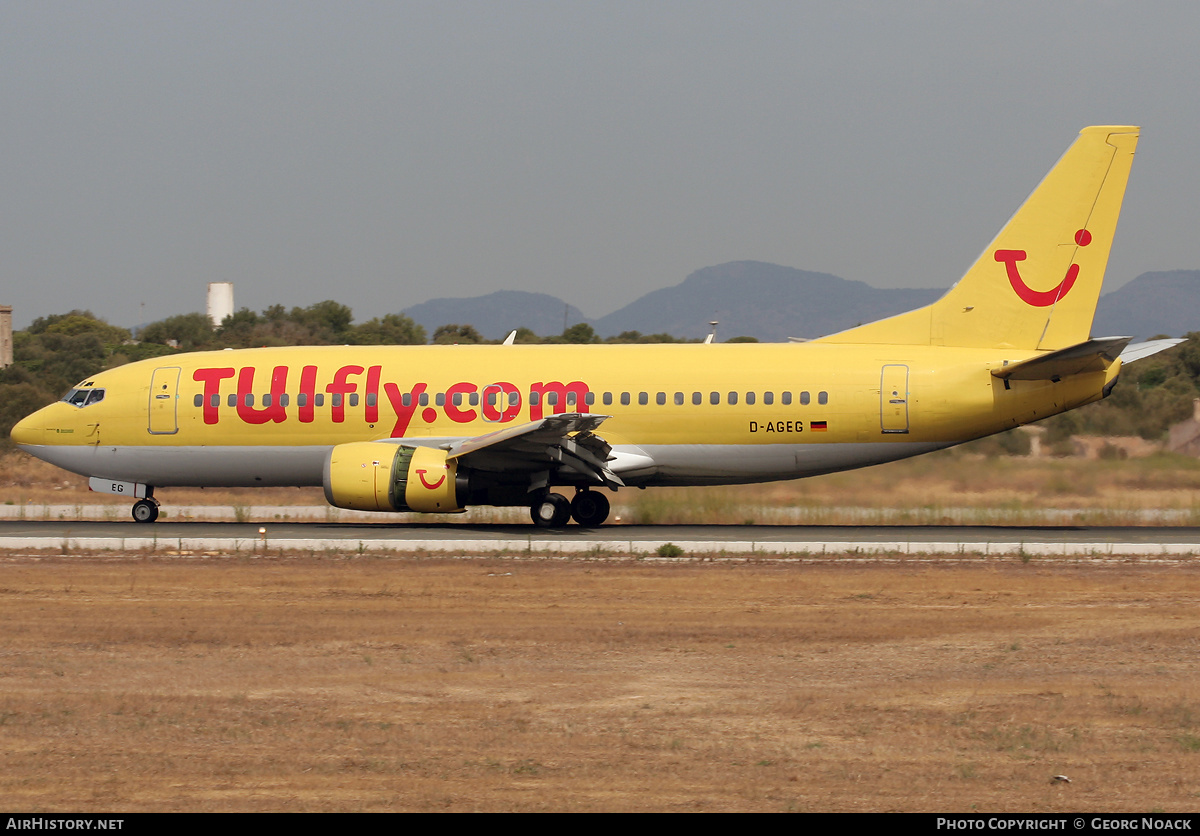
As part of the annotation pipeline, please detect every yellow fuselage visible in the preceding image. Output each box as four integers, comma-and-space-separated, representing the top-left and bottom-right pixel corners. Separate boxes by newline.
11, 342, 1116, 489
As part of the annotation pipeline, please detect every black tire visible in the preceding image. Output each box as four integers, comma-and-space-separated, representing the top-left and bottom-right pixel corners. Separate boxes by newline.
530, 493, 571, 528
132, 499, 159, 523
570, 490, 610, 527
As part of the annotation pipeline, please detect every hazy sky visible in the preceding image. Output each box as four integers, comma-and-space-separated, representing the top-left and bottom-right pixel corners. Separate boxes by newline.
4, 1, 1199, 329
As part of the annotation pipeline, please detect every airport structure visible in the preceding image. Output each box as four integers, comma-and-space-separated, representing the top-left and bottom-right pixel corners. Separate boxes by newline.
0, 305, 12, 368
207, 283, 234, 328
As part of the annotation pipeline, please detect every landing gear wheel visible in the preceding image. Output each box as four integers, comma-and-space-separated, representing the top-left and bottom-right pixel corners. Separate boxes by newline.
530, 493, 572, 528
570, 490, 610, 527
132, 499, 159, 523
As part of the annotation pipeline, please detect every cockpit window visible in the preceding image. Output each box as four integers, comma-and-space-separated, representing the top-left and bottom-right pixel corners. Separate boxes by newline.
61, 388, 105, 408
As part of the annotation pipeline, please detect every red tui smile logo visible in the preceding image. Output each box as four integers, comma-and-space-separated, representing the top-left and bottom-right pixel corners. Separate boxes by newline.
416, 469, 446, 490
995, 229, 1092, 307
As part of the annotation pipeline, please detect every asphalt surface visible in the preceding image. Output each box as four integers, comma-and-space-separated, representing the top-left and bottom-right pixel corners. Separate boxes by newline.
3, 520, 1200, 557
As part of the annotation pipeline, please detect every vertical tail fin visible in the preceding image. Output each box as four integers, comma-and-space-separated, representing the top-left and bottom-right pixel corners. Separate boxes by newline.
817, 126, 1139, 349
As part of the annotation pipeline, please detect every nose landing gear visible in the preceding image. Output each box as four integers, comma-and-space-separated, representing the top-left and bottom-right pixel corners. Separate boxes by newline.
131, 490, 159, 524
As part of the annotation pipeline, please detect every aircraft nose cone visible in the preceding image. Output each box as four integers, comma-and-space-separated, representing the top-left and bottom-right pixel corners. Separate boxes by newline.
9, 411, 45, 447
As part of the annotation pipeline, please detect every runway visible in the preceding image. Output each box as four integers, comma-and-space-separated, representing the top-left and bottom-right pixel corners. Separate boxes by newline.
2, 518, 1200, 558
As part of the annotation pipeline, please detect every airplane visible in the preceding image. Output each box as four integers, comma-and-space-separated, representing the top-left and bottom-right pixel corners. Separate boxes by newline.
10, 125, 1181, 527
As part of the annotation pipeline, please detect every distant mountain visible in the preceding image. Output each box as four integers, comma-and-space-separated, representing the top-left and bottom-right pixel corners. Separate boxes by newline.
593, 261, 940, 342
1093, 270, 1200, 340
403, 291, 587, 341
400, 263, 1200, 344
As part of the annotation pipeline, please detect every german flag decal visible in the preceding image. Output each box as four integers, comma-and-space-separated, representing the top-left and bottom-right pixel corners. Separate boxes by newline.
810, 421, 828, 432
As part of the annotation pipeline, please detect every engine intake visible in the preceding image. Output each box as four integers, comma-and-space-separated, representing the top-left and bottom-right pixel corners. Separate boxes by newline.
323, 442, 463, 513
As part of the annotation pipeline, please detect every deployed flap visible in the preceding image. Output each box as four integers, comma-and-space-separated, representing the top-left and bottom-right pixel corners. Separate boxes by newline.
446, 413, 625, 488
992, 336, 1130, 381
1119, 338, 1185, 364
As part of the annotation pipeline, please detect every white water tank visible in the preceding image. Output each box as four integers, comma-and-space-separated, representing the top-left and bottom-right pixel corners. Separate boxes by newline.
207, 283, 234, 327
0, 305, 11, 368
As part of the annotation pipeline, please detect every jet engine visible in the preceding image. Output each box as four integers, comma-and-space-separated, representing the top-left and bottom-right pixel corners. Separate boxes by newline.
323, 442, 463, 513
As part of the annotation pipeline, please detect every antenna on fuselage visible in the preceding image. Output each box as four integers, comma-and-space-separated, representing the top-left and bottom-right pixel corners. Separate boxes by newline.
704, 320, 718, 345
503, 330, 516, 346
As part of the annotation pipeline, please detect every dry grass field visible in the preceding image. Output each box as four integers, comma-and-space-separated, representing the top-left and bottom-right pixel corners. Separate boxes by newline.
2, 552, 1199, 812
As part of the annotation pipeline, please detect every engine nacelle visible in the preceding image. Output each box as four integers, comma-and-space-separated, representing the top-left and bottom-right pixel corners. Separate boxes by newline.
323, 442, 464, 513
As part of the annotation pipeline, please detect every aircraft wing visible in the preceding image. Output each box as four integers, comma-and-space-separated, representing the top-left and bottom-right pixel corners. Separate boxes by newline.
444, 413, 625, 488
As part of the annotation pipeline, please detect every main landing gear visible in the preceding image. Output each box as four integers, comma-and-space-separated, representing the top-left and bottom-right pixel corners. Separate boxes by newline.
530, 489, 611, 528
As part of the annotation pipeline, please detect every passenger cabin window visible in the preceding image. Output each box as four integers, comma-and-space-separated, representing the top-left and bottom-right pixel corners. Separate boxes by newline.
818, 391, 829, 405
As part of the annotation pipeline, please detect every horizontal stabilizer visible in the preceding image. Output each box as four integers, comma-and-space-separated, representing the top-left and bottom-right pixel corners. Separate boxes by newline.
1118, 338, 1185, 364
992, 337, 1131, 381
